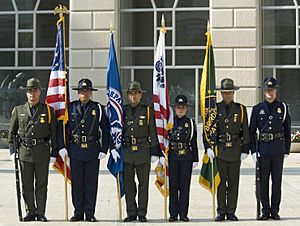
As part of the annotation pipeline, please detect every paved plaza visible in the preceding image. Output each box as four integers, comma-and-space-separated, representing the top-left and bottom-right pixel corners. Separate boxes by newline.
0, 147, 299, 226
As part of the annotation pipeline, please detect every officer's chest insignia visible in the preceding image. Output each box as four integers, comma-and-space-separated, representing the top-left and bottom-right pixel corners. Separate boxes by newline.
259, 109, 265, 115
184, 122, 189, 128
20, 113, 25, 116
234, 114, 238, 122
139, 119, 144, 126
92, 109, 96, 116
277, 108, 282, 114
140, 116, 146, 119
40, 117, 45, 124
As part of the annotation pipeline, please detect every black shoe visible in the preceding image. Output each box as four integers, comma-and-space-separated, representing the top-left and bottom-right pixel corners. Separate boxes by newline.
123, 216, 137, 222
36, 214, 47, 222
23, 213, 36, 221
271, 213, 280, 220
215, 213, 225, 221
86, 216, 97, 222
168, 216, 177, 222
70, 215, 84, 221
259, 213, 270, 221
138, 216, 148, 222
180, 216, 189, 222
227, 214, 238, 221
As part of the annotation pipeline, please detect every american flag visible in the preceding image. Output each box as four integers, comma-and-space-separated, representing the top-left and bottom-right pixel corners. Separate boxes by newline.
46, 19, 71, 182
153, 25, 173, 197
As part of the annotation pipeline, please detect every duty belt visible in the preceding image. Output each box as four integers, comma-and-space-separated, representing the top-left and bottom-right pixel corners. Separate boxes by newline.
22, 137, 49, 147
218, 133, 239, 148
170, 141, 190, 151
259, 132, 284, 142
71, 135, 98, 149
123, 137, 149, 151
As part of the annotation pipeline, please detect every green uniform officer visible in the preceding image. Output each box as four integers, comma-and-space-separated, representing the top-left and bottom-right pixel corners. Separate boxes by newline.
208, 78, 250, 221
122, 81, 161, 223
8, 78, 57, 222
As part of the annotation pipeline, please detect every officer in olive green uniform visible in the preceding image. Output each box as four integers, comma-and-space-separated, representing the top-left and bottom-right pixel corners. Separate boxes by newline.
8, 78, 57, 222
210, 78, 250, 221
122, 81, 161, 223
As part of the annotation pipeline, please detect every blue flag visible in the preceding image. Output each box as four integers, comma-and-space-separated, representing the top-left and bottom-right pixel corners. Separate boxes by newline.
106, 33, 124, 197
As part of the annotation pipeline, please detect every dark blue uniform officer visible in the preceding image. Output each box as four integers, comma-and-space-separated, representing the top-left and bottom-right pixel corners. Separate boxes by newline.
168, 95, 199, 222
58, 78, 109, 222
250, 77, 291, 221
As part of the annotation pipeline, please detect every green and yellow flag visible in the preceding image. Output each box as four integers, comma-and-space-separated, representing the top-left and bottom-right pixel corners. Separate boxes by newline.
199, 23, 220, 194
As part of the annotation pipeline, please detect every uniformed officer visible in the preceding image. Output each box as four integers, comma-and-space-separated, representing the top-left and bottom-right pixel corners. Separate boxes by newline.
122, 81, 161, 222
168, 95, 199, 222
58, 78, 110, 222
249, 77, 291, 220
207, 78, 250, 221
8, 78, 57, 222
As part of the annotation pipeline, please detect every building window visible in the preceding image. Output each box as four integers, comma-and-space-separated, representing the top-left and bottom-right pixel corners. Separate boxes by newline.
0, 0, 69, 128
262, 0, 300, 127
120, 0, 209, 121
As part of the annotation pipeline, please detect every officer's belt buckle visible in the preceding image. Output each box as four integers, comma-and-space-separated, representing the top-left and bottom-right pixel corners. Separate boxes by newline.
32, 139, 37, 146
131, 137, 137, 145
226, 133, 231, 141
178, 149, 186, 155
178, 142, 183, 149
268, 133, 273, 140
81, 143, 88, 149
131, 145, 138, 151
225, 142, 232, 148
81, 136, 87, 143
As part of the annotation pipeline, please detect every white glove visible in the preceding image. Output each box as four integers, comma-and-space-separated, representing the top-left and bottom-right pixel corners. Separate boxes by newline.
284, 154, 289, 159
98, 152, 106, 160
252, 153, 258, 163
151, 156, 159, 163
59, 148, 68, 160
240, 153, 248, 161
192, 162, 198, 169
10, 153, 15, 162
50, 157, 56, 163
111, 149, 120, 162
159, 156, 165, 166
206, 148, 215, 163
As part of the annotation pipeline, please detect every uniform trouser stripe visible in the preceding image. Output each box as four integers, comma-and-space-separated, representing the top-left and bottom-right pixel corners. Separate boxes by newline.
169, 159, 193, 218
124, 162, 150, 217
217, 159, 241, 215
20, 160, 49, 215
70, 159, 99, 217
259, 154, 284, 214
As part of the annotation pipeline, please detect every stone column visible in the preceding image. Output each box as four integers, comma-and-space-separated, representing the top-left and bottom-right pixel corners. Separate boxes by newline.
211, 0, 260, 110
69, 0, 119, 102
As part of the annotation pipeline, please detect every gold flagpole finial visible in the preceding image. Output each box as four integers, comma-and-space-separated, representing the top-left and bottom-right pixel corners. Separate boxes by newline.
54, 5, 68, 19
110, 21, 114, 34
207, 20, 210, 32
160, 14, 166, 33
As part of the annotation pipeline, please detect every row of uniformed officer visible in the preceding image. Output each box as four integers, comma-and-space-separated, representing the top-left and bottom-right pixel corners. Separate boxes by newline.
249, 77, 291, 221
122, 81, 161, 223
8, 78, 57, 222
168, 95, 199, 222
206, 78, 250, 221
57, 79, 111, 222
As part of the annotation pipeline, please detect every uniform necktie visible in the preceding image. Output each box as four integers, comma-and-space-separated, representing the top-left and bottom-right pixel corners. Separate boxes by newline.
31, 106, 36, 115
225, 104, 231, 115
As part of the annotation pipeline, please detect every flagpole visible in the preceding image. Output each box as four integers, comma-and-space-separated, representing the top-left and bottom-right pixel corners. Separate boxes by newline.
54, 5, 69, 222
159, 14, 168, 222
64, 155, 68, 221
211, 156, 216, 220
109, 23, 123, 222
117, 173, 122, 222
206, 20, 216, 221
